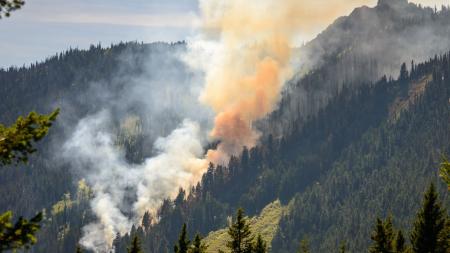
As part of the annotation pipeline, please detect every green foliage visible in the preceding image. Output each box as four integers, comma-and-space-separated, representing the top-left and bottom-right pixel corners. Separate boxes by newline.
227, 209, 253, 253
272, 53, 450, 252
339, 241, 347, 253
189, 234, 207, 253
410, 183, 448, 253
128, 235, 143, 253
0, 110, 58, 252
174, 224, 190, 253
142, 211, 152, 231
253, 235, 267, 253
0, 109, 59, 166
298, 239, 310, 253
394, 231, 406, 253
0, 211, 42, 252
369, 216, 395, 253
76, 245, 83, 253
203, 201, 283, 253
437, 219, 450, 253
439, 158, 450, 190
0, 0, 24, 18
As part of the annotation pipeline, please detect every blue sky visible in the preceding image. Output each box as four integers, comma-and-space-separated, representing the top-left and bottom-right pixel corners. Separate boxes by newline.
0, 0, 199, 67
0, 0, 447, 68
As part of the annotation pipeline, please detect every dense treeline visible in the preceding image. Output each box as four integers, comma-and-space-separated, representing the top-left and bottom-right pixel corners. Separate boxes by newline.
263, 0, 450, 139
3, 47, 449, 253
1, 1, 450, 252
0, 41, 188, 218
108, 52, 449, 253
24, 50, 450, 253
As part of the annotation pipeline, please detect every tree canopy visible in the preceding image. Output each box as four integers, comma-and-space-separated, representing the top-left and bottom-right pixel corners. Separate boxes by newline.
0, 109, 59, 166
0, 0, 25, 18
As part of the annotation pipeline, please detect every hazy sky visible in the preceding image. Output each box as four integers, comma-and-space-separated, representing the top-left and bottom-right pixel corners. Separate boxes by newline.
0, 0, 448, 68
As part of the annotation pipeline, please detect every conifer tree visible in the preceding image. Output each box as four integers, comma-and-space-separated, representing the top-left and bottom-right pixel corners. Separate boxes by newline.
128, 235, 142, 253
339, 241, 347, 253
394, 230, 406, 253
439, 158, 450, 190
190, 234, 207, 253
0, 110, 58, 252
436, 219, 450, 253
410, 183, 447, 253
369, 217, 395, 253
174, 223, 190, 253
0, 109, 59, 166
227, 208, 253, 253
253, 234, 267, 253
0, 211, 42, 252
142, 211, 152, 231
298, 238, 310, 253
76, 245, 83, 253
0, 0, 25, 18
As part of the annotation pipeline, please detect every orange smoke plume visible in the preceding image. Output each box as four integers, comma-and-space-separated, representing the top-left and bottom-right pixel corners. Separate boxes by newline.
198, 0, 374, 164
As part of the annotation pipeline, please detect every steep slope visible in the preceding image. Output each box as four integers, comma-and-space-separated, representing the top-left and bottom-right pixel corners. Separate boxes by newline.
1, 2, 449, 253
203, 201, 284, 253
0, 41, 197, 218
110, 54, 448, 253
272, 55, 450, 252
263, 0, 450, 138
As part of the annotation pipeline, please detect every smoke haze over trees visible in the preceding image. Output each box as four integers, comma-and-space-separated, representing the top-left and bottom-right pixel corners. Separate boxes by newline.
0, 0, 449, 252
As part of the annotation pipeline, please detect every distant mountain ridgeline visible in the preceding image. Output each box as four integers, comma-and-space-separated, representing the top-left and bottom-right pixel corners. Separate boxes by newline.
0, 1, 449, 253
107, 51, 450, 253
262, 0, 450, 138
0, 41, 205, 218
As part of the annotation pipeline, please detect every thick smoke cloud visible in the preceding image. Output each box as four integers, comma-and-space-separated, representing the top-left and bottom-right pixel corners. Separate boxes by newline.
60, 0, 450, 252
193, 0, 372, 164
263, 0, 450, 138
58, 44, 213, 252
64, 111, 206, 251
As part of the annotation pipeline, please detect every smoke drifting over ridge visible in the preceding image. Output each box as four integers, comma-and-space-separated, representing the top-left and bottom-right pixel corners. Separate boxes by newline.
64, 113, 207, 251
60, 44, 212, 252
62, 0, 404, 252
196, 0, 373, 164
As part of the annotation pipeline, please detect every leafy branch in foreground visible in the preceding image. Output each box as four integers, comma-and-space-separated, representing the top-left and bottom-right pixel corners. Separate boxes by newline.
0, 211, 42, 252
0, 109, 58, 252
0, 0, 25, 18
0, 109, 59, 166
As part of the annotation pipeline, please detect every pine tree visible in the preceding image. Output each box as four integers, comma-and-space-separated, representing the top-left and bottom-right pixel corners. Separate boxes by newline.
253, 234, 267, 253
0, 110, 58, 252
394, 230, 406, 253
436, 219, 450, 253
227, 208, 253, 253
142, 211, 152, 231
369, 217, 395, 253
128, 235, 142, 253
0, 211, 43, 252
399, 62, 409, 81
174, 223, 190, 253
0, 109, 59, 166
339, 241, 347, 253
298, 238, 310, 253
0, 0, 25, 18
189, 234, 207, 253
410, 183, 447, 253
439, 157, 450, 190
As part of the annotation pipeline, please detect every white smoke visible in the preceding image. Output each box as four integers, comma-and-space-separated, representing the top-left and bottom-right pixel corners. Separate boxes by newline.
63, 110, 208, 252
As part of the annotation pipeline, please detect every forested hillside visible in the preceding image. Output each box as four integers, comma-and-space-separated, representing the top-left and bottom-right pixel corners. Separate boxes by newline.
262, 0, 450, 138
0, 1, 449, 253
0, 41, 197, 220
111, 52, 447, 253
